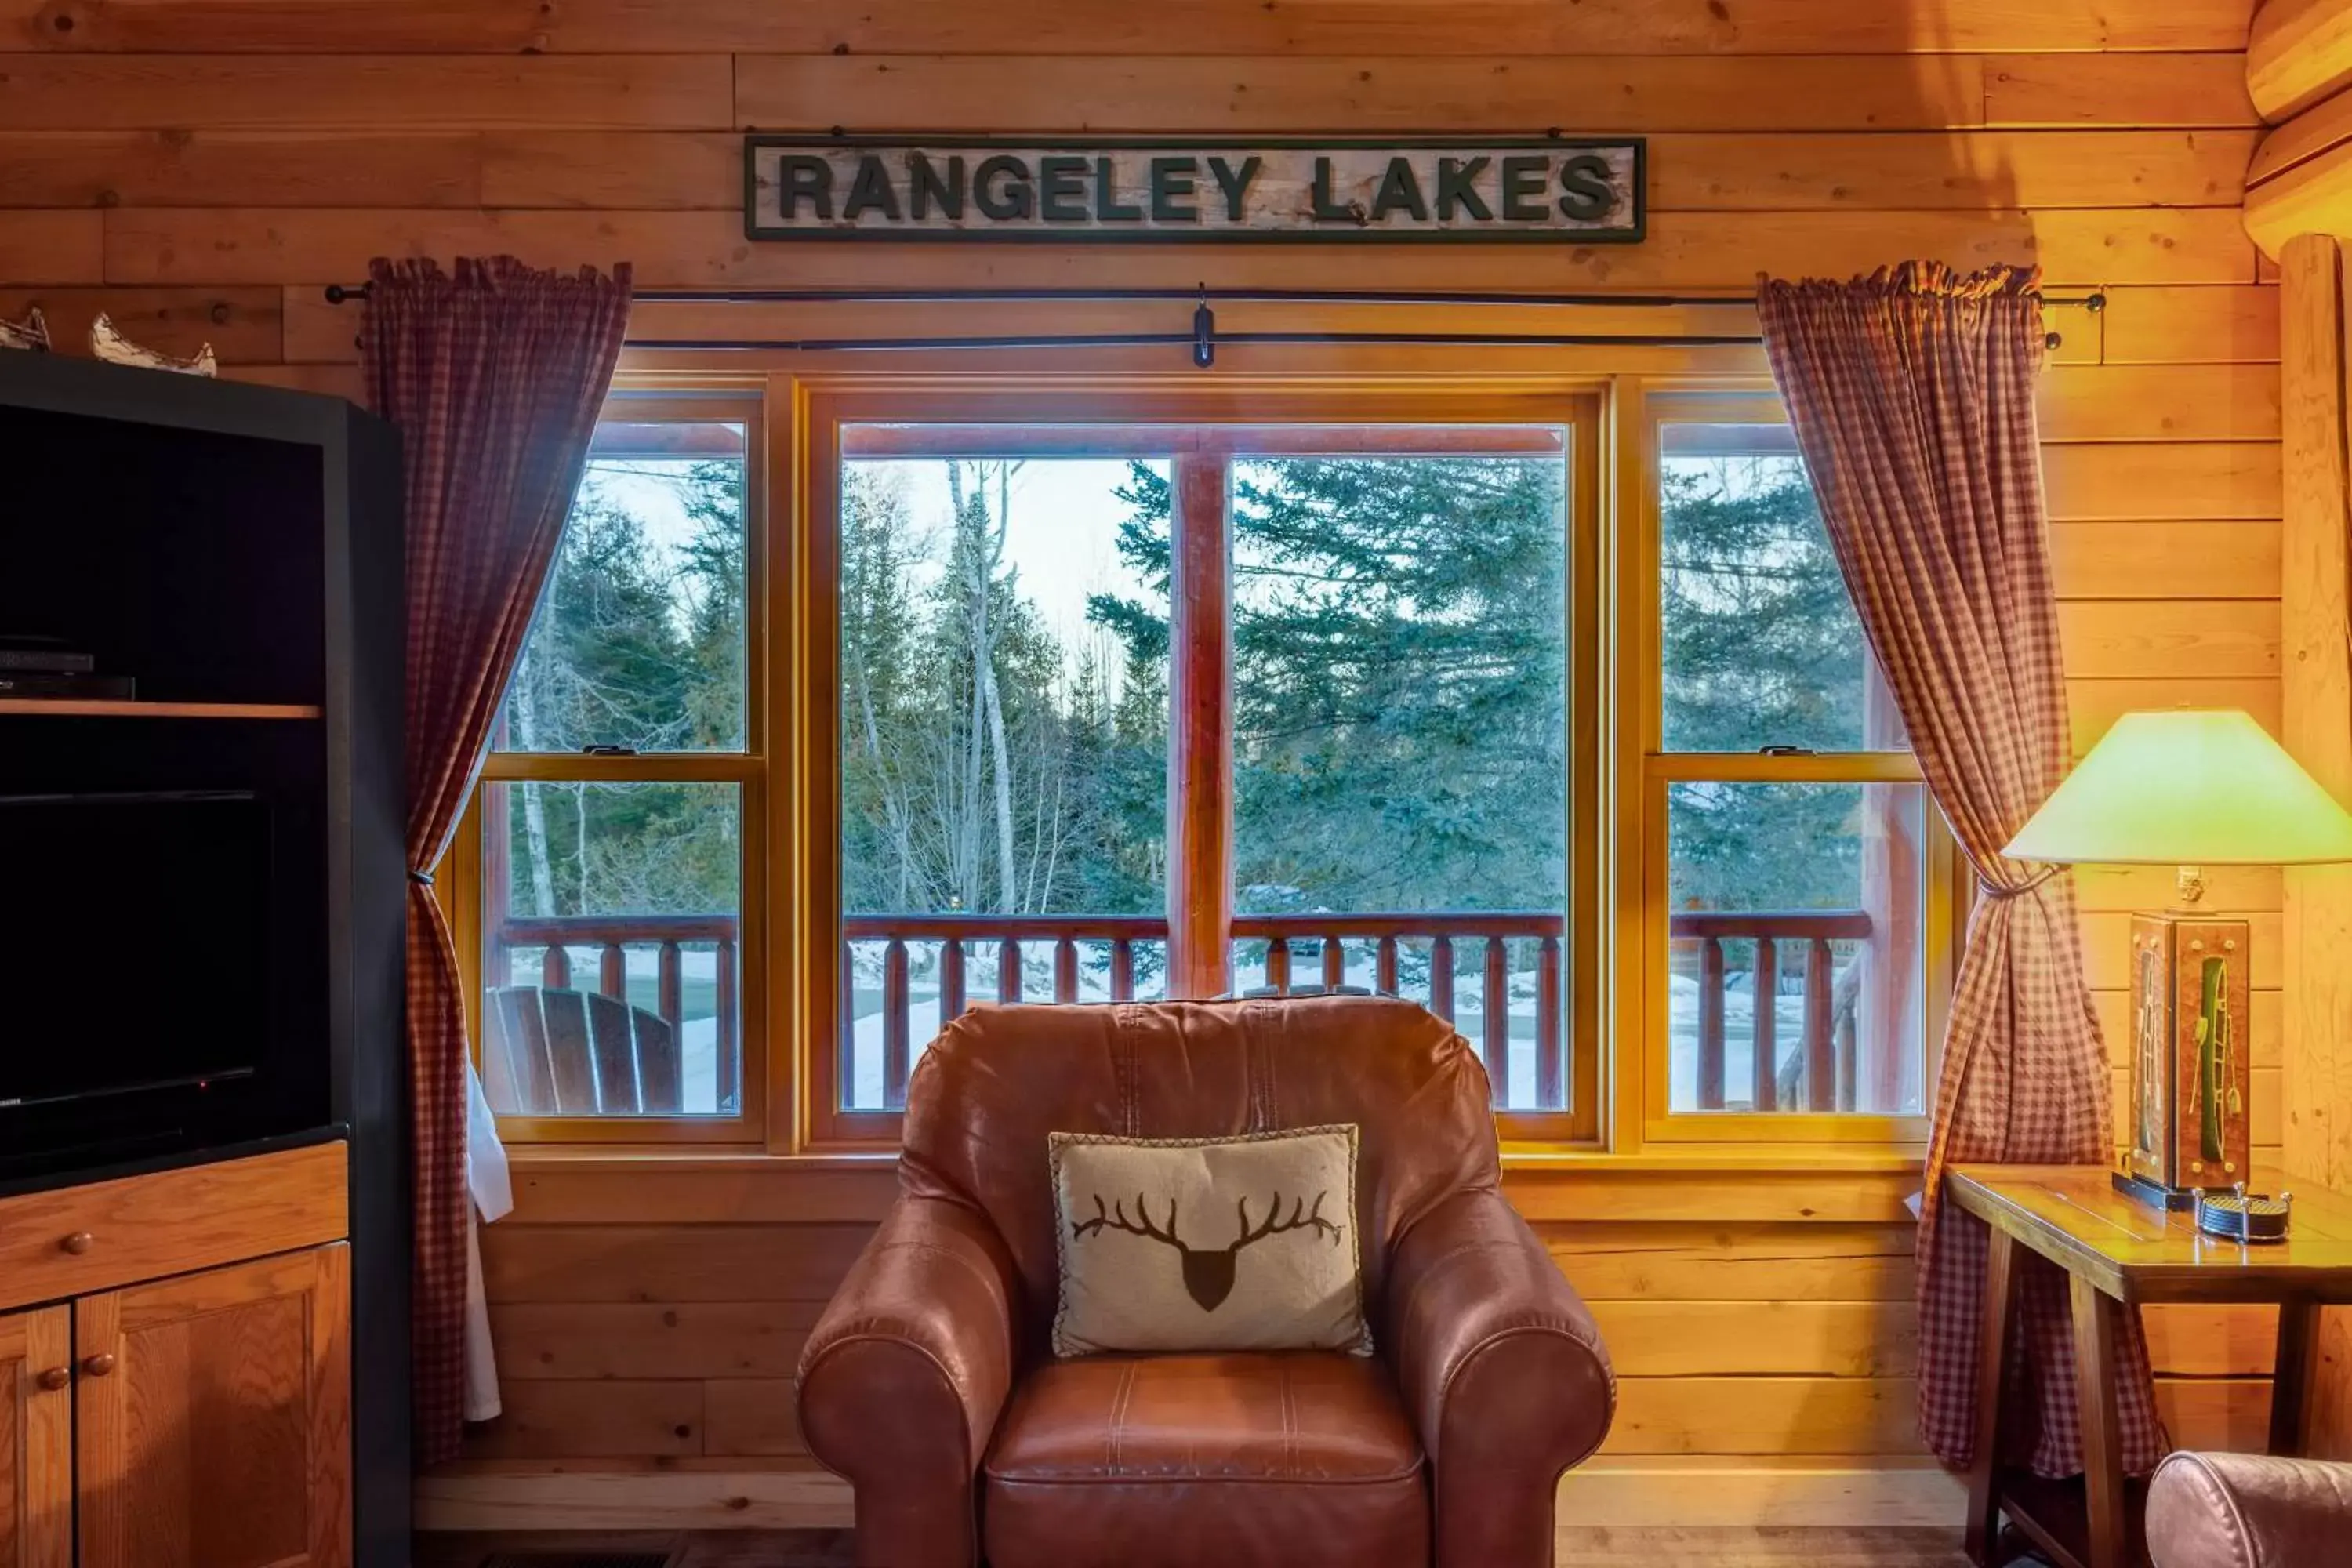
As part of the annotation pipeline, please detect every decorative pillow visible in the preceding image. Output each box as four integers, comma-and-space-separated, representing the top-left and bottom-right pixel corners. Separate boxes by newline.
1049, 1125, 1371, 1358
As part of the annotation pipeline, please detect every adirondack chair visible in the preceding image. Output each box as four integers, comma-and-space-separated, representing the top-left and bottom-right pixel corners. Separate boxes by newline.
482, 984, 683, 1116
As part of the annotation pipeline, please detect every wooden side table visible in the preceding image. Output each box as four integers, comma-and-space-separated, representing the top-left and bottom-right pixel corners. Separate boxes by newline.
1946, 1165, 2352, 1568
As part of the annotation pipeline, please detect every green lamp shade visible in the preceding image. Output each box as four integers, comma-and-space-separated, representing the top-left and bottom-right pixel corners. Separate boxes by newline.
2005, 709, 2352, 866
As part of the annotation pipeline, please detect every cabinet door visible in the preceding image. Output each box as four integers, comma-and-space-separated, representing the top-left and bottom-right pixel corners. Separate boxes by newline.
0, 1306, 71, 1568
77, 1245, 352, 1568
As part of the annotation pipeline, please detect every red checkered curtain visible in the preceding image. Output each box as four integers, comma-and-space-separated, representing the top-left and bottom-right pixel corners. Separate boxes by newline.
1757, 263, 2163, 1479
361, 256, 632, 1463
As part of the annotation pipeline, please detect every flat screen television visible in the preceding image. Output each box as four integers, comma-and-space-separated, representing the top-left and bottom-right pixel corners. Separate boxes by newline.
0, 791, 327, 1178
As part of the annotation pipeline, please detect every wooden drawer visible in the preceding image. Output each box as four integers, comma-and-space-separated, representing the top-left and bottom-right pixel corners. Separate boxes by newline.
0, 1141, 347, 1312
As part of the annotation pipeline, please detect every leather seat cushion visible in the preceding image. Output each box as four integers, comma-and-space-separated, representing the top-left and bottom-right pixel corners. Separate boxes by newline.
981, 1351, 1428, 1568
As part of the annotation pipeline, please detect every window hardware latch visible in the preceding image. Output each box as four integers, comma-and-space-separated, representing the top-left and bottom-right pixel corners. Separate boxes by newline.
579, 744, 639, 757
1758, 745, 1816, 757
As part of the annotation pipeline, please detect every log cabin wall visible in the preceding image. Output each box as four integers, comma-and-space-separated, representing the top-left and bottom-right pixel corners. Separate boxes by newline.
0, 0, 2288, 1524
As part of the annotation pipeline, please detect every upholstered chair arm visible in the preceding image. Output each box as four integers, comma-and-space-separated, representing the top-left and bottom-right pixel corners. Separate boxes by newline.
2147, 1451, 2352, 1568
797, 1194, 1022, 1568
1384, 1186, 1616, 1568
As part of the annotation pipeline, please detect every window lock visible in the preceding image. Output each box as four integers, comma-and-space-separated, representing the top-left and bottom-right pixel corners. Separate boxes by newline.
1758, 744, 1815, 757
579, 744, 639, 757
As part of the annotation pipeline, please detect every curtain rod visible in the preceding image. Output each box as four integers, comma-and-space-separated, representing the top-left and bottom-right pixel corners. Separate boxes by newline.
318, 283, 2106, 364
320, 282, 2108, 310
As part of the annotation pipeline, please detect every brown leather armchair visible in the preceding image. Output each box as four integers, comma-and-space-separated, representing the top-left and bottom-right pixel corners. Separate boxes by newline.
797, 995, 1614, 1568
2146, 1451, 2352, 1568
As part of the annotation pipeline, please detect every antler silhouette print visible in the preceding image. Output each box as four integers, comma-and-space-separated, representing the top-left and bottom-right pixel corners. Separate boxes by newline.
1071, 1188, 1343, 1311
1233, 1191, 1343, 1252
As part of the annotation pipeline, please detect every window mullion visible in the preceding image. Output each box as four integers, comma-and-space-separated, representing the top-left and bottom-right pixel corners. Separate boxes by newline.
1167, 448, 1234, 1000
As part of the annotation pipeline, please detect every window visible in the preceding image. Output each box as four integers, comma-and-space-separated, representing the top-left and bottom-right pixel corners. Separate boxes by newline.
812, 397, 1601, 1142
1631, 393, 1944, 1141
469, 399, 764, 1137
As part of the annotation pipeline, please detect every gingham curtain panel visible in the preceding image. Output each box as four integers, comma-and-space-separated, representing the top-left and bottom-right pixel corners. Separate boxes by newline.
361, 256, 633, 1465
1757, 263, 2165, 1479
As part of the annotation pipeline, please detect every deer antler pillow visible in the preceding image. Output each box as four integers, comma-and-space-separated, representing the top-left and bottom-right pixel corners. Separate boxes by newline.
1048, 1125, 1371, 1357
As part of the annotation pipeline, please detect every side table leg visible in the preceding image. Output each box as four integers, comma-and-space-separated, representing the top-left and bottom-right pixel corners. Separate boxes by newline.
1965, 1228, 2020, 1566
2070, 1274, 2129, 1568
2269, 1297, 2319, 1457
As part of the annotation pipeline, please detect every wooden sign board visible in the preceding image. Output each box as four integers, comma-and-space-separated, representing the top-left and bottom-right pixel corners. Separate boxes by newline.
745, 136, 1644, 244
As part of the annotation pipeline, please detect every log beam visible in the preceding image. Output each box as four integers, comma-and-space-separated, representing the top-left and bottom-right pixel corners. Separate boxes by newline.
2252, 0, 2352, 123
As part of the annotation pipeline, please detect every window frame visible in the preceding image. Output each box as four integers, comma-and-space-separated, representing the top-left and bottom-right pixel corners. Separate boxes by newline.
450, 387, 771, 1145
792, 377, 1608, 1149
1616, 383, 1954, 1149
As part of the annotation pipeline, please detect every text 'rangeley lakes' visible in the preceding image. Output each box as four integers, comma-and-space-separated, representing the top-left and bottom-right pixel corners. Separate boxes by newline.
744, 138, 1646, 243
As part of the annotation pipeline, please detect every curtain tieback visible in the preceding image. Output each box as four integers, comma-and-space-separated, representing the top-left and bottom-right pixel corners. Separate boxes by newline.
1976, 865, 2059, 901
409, 869, 437, 887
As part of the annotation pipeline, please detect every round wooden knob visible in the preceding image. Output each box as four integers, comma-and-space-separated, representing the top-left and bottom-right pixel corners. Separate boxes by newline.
34, 1367, 69, 1392
81, 1353, 115, 1378
59, 1232, 93, 1255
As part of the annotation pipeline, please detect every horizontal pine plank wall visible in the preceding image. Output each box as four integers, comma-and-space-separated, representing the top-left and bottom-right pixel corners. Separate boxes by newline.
0, 0, 2278, 1506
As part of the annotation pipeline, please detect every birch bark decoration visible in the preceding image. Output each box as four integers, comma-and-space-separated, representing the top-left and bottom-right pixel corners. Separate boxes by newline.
90, 311, 217, 376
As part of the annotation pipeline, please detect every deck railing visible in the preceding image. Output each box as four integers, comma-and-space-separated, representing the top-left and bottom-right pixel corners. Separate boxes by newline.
491, 912, 742, 1111
490, 905, 1873, 1120
1670, 909, 1871, 1113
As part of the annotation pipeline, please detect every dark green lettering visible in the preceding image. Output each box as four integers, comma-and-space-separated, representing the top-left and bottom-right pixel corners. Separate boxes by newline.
974, 155, 1033, 220
1149, 156, 1200, 223
775, 154, 833, 221
1501, 155, 1547, 222
1309, 156, 1356, 223
841, 154, 901, 222
1039, 155, 1087, 221
1370, 158, 1429, 223
1556, 153, 1616, 223
910, 153, 965, 221
1095, 156, 1144, 222
1435, 156, 1492, 222
1207, 155, 1262, 222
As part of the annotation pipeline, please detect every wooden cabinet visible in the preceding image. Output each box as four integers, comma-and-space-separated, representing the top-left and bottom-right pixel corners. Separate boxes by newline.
76, 1248, 352, 1568
0, 1306, 71, 1568
0, 1145, 354, 1568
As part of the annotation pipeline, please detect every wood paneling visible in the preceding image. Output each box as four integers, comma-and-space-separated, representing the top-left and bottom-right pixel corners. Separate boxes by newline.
6, 0, 2274, 1486
0, 1306, 71, 1568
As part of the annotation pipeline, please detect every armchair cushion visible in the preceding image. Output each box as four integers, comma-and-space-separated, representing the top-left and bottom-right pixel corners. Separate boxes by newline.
2147, 1450, 2352, 1568
981, 1351, 1428, 1568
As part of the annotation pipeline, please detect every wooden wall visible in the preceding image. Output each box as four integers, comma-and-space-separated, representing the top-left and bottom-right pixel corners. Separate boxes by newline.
0, 0, 2288, 1515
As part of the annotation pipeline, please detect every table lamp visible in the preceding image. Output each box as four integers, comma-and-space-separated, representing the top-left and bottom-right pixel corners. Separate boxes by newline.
2005, 710, 2352, 1208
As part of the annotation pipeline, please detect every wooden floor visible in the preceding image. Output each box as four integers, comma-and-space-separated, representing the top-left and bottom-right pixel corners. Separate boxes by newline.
417, 1527, 1977, 1566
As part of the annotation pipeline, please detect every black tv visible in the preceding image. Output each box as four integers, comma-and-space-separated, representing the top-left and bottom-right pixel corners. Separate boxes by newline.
0, 791, 328, 1177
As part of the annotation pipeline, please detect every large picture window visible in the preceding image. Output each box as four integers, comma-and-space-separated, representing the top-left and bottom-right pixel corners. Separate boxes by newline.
811, 396, 1602, 1142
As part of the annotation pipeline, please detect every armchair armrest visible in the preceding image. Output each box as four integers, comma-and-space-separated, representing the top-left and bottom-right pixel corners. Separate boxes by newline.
1385, 1186, 1615, 1568
2147, 1451, 2352, 1568
797, 1194, 1022, 1568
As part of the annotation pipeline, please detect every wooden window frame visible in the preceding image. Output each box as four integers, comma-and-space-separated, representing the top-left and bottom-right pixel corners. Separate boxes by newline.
448, 387, 771, 1146
792, 376, 1606, 1149
1614, 383, 1951, 1150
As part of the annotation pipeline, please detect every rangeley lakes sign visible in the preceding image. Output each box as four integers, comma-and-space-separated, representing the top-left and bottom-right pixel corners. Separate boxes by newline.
744, 137, 1644, 243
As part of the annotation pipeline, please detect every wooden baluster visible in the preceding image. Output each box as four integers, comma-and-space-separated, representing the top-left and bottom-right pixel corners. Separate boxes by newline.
1321, 935, 1345, 989
1265, 937, 1290, 994
1806, 938, 1835, 1112
658, 940, 683, 1033
492, 935, 512, 989
1482, 936, 1509, 1108
598, 942, 625, 1001
1429, 935, 1454, 1021
1536, 934, 1563, 1111
1697, 936, 1726, 1111
543, 944, 571, 990
840, 940, 858, 1108
940, 938, 965, 1023
1377, 935, 1399, 996
883, 937, 911, 1112
1110, 938, 1134, 1002
1836, 1004, 1859, 1113
1752, 937, 1778, 1113
715, 938, 739, 1112
1054, 937, 1080, 1004
999, 938, 1022, 1003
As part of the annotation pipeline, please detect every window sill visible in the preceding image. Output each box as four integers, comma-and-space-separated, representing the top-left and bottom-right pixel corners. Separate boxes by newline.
499, 1142, 1925, 1226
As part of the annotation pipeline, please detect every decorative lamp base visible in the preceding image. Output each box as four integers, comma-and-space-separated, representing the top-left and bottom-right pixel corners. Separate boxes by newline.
2111, 1167, 2198, 1210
